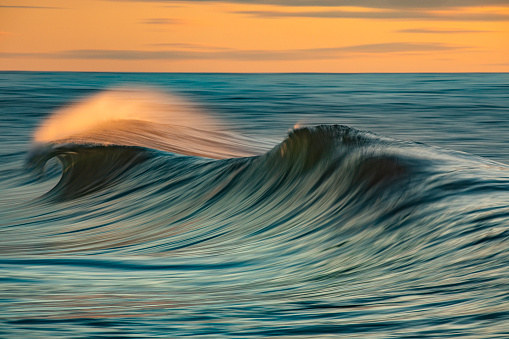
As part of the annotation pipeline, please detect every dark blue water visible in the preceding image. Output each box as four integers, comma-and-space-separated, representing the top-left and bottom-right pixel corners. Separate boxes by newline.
1, 72, 509, 338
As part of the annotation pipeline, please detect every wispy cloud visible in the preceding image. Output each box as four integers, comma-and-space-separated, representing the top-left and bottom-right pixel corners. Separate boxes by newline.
397, 28, 494, 33
142, 18, 180, 25
106, 0, 509, 9
324, 42, 466, 53
237, 9, 509, 21
149, 43, 233, 51
0, 5, 64, 9
0, 42, 467, 61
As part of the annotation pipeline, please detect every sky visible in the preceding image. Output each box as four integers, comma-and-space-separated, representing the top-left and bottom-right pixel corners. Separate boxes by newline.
0, 0, 508, 72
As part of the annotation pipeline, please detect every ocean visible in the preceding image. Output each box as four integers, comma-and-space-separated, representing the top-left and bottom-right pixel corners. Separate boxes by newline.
1, 72, 508, 338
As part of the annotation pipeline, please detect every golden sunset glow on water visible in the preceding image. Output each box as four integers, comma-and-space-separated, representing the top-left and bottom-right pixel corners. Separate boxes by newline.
1, 1, 508, 72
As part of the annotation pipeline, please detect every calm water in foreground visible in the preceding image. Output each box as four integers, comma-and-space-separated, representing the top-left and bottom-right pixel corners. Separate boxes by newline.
1, 72, 508, 337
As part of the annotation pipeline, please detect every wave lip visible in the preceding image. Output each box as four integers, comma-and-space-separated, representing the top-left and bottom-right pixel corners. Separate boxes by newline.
27, 143, 154, 200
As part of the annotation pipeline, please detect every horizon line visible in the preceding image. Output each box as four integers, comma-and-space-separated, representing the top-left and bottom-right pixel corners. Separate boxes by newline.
1, 70, 508, 74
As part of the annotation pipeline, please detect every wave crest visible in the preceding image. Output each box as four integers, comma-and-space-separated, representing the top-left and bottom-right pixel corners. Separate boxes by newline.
32, 87, 269, 158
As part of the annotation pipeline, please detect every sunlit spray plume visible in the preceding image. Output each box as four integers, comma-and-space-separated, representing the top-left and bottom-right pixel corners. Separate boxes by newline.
31, 87, 270, 158
291, 120, 311, 132
33, 87, 217, 144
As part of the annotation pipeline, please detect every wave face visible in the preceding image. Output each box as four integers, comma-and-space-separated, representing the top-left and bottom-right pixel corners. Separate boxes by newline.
2, 75, 509, 338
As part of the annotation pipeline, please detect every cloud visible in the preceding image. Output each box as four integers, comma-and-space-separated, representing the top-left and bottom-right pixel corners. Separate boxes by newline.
149, 43, 233, 51
397, 28, 494, 33
237, 9, 509, 21
0, 53, 42, 58
0, 42, 467, 61
324, 42, 465, 53
106, 0, 509, 9
0, 5, 64, 9
142, 18, 180, 25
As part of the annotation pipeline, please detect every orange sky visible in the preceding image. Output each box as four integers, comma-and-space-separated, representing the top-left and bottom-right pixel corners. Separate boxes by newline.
1, 0, 508, 72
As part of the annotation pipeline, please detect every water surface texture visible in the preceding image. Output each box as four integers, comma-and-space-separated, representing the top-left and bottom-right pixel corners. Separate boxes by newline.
1, 72, 509, 338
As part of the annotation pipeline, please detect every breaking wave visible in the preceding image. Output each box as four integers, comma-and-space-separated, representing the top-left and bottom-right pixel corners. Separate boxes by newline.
3, 87, 509, 337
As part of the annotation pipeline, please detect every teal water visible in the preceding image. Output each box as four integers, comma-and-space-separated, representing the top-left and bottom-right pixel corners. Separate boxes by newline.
1, 72, 509, 337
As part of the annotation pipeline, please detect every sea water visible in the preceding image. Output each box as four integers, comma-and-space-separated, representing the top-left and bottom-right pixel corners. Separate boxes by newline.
1, 72, 508, 337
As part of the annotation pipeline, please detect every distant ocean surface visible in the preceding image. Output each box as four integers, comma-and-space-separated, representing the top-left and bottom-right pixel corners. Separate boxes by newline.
1, 72, 508, 338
